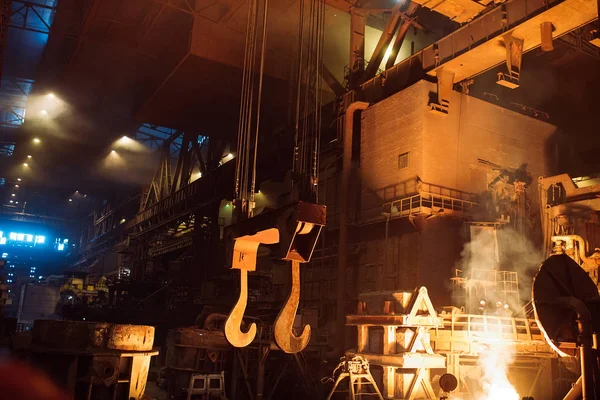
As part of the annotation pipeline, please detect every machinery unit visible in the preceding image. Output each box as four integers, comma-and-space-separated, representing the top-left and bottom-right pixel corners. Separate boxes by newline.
345, 286, 556, 399
163, 314, 232, 398
346, 287, 446, 399
29, 320, 158, 400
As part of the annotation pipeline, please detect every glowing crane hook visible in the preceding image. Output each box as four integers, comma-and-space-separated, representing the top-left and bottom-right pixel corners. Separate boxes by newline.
224, 269, 257, 347
274, 260, 311, 353
224, 228, 279, 348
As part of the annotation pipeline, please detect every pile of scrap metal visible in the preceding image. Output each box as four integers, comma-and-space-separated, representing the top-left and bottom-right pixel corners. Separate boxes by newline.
161, 314, 232, 399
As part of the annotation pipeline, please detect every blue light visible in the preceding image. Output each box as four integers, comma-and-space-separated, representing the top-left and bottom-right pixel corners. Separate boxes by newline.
1, 253, 6, 258
38, 276, 42, 279
57, 243, 64, 251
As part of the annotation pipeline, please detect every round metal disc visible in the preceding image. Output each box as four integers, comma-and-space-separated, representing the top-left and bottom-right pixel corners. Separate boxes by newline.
532, 254, 599, 356
439, 373, 458, 392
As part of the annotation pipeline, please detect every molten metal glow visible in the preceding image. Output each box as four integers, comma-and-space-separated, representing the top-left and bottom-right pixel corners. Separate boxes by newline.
477, 344, 519, 400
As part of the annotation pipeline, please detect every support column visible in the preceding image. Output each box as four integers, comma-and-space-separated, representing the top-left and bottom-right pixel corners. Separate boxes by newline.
256, 345, 270, 400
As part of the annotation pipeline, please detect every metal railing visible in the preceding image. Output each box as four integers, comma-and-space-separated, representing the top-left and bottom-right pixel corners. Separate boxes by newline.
431, 313, 554, 355
383, 191, 478, 218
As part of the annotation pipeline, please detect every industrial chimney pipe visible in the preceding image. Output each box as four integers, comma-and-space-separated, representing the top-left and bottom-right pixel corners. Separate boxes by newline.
335, 101, 369, 356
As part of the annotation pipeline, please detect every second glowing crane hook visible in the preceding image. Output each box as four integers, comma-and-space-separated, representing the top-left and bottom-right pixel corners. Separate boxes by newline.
274, 260, 311, 353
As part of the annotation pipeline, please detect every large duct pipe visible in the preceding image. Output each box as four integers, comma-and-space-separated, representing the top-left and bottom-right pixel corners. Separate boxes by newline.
552, 235, 592, 265
335, 101, 369, 356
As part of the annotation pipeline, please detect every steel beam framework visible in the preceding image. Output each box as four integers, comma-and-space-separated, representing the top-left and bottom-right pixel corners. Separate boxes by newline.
353, 0, 599, 106
9, 0, 56, 34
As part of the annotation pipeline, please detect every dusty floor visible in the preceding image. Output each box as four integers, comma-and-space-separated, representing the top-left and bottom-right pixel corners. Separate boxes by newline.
144, 381, 169, 400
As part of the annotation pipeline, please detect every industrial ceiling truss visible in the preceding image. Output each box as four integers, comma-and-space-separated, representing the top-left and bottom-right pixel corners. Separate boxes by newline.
352, 0, 599, 108
9, 0, 57, 35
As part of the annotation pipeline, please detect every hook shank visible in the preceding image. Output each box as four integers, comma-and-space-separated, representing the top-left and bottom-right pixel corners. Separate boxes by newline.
225, 269, 257, 347
274, 260, 310, 353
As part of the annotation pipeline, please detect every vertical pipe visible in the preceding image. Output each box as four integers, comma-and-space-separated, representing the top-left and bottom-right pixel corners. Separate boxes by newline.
335, 101, 369, 355
379, 213, 391, 291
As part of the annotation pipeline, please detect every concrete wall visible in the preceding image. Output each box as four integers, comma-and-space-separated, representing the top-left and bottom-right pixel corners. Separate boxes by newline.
17, 285, 61, 326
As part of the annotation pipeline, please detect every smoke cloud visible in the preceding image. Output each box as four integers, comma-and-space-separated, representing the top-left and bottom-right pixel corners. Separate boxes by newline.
451, 225, 544, 399
454, 225, 543, 314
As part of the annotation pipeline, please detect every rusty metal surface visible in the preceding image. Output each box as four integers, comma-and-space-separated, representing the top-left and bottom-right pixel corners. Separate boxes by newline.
224, 201, 326, 262
274, 260, 311, 353
225, 270, 258, 347
32, 320, 155, 352
224, 202, 325, 351
169, 326, 230, 350
345, 351, 446, 369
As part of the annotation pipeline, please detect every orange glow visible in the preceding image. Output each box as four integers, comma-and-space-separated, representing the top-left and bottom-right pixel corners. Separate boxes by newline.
477, 344, 519, 400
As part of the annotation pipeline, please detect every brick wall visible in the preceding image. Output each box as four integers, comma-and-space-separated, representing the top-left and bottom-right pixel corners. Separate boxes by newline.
422, 81, 555, 193
355, 80, 556, 305
360, 81, 425, 215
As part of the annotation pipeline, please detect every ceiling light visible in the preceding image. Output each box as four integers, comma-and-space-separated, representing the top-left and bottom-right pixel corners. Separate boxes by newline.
27, 155, 32, 159
33, 138, 40, 144
111, 150, 116, 154
9, 200, 13, 204
11, 194, 15, 197
23, 163, 28, 167
47, 93, 55, 98
14, 185, 18, 188
17, 178, 21, 181
68, 199, 72, 202
40, 109, 48, 116
15, 202, 18, 204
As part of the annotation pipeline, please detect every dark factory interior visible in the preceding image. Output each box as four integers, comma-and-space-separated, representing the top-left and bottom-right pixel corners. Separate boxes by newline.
0, 0, 599, 399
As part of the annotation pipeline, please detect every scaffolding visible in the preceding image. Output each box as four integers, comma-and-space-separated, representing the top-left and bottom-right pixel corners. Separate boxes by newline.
451, 269, 520, 314
346, 287, 557, 400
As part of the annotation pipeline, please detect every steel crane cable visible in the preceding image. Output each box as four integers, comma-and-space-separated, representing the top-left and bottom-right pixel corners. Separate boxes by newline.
292, 0, 325, 202
235, 0, 269, 218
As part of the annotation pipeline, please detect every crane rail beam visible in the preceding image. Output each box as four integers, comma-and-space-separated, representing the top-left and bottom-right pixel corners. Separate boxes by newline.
355, 0, 598, 104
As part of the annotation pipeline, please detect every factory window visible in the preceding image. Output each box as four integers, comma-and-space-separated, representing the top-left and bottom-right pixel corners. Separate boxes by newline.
398, 152, 409, 170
